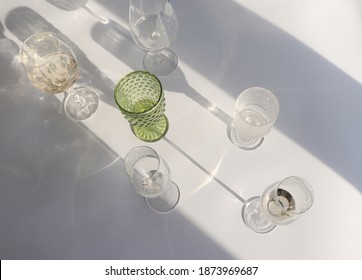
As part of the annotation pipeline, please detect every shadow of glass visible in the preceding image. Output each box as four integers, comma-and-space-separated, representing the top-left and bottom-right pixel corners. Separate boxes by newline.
95, 0, 362, 193
46, 0, 88, 11
66, 158, 234, 260
91, 20, 232, 125
46, 0, 109, 24
91, 19, 237, 201
0, 93, 234, 260
0, 21, 25, 86
0, 153, 234, 259
0, 21, 234, 260
0, 19, 120, 195
5, 6, 115, 108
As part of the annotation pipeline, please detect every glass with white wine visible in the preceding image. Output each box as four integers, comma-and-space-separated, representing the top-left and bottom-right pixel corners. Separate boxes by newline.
242, 176, 314, 233
19, 32, 99, 120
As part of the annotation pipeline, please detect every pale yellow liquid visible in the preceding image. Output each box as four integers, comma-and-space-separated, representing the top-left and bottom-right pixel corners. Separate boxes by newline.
261, 191, 294, 224
26, 52, 79, 94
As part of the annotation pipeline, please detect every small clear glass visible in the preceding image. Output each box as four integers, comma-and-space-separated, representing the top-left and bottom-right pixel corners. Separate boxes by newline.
242, 176, 314, 233
229, 87, 279, 150
129, 0, 178, 76
124, 146, 180, 213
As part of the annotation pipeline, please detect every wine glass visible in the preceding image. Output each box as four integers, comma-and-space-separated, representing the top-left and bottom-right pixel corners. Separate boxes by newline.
242, 176, 314, 233
124, 146, 180, 213
19, 32, 99, 121
114, 71, 168, 142
229, 87, 279, 150
129, 0, 178, 76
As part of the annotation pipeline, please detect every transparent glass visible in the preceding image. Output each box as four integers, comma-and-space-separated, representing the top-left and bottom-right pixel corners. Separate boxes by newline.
242, 176, 314, 233
124, 146, 180, 213
129, 0, 178, 76
19, 32, 99, 121
229, 87, 279, 150
114, 71, 168, 142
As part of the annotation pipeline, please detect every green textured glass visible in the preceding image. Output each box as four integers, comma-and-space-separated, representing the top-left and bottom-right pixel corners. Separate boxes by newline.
114, 71, 168, 142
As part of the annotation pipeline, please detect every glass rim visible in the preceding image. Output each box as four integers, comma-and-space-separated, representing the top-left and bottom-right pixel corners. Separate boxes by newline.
129, 0, 167, 14
124, 145, 161, 180
114, 71, 164, 116
276, 176, 314, 214
19, 32, 63, 68
235, 87, 280, 127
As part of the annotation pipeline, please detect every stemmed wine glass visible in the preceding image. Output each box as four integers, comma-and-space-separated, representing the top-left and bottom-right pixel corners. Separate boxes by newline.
19, 32, 99, 121
129, 0, 178, 76
242, 176, 314, 233
124, 146, 180, 213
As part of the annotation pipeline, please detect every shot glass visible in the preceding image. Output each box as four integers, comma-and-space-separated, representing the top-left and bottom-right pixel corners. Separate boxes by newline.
229, 87, 279, 150
114, 71, 168, 142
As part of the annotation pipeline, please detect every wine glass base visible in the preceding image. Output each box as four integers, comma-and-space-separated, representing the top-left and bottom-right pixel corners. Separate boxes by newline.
242, 196, 276, 234
229, 124, 264, 150
132, 115, 169, 142
64, 87, 99, 121
143, 49, 178, 77
146, 181, 180, 213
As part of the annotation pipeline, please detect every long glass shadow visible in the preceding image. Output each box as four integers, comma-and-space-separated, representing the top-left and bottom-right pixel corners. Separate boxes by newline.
0, 22, 235, 259
5, 7, 116, 110
4, 7, 237, 198
0, 85, 233, 259
91, 20, 232, 125
0, 100, 234, 259
94, 0, 362, 193
46, 0, 109, 24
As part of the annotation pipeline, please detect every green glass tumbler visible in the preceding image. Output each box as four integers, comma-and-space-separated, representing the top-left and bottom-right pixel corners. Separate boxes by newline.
114, 71, 169, 142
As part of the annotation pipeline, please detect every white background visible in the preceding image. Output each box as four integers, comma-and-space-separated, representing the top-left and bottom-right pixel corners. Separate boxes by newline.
0, 0, 362, 260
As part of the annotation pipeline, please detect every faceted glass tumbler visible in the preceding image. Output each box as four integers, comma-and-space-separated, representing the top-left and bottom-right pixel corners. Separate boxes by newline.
230, 87, 279, 150
114, 71, 168, 142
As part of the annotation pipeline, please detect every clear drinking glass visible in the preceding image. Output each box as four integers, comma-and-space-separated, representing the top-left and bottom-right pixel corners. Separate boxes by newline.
114, 71, 168, 142
19, 32, 99, 120
242, 176, 314, 233
229, 87, 279, 150
129, 0, 178, 76
124, 146, 180, 213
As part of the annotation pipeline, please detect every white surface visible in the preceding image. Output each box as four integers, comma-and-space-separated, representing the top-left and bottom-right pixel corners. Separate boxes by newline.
0, 0, 362, 259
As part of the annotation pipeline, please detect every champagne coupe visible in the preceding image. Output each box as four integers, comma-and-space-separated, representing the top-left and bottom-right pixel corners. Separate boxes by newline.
114, 71, 168, 142
19, 32, 99, 121
124, 146, 180, 213
129, 0, 178, 76
242, 176, 314, 233
229, 87, 279, 150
